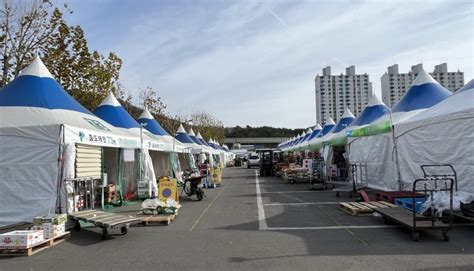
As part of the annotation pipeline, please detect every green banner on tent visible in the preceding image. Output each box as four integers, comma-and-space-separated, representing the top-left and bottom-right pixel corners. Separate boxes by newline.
328, 135, 347, 146
347, 120, 392, 137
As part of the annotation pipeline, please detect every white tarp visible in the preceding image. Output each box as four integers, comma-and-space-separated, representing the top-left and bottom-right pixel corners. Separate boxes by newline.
395, 85, 474, 193
0, 125, 60, 226
348, 135, 399, 191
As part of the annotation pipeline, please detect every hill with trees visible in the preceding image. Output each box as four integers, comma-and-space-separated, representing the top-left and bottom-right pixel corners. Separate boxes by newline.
225, 126, 305, 138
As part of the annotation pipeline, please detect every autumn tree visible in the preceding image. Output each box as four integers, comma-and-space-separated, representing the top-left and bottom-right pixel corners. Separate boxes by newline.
0, 0, 63, 85
0, 1, 123, 111
190, 112, 225, 144
139, 86, 167, 115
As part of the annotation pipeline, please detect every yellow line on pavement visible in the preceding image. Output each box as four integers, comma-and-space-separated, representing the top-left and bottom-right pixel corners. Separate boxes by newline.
189, 186, 226, 231
316, 205, 368, 246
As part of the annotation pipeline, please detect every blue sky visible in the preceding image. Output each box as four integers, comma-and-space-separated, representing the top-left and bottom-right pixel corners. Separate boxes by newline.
65, 0, 473, 128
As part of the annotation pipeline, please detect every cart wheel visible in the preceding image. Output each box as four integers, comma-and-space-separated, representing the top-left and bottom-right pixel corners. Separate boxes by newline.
336, 192, 340, 197
197, 192, 204, 201
412, 232, 420, 242
290, 180, 295, 184
442, 231, 450, 242
184, 181, 192, 196
101, 228, 110, 240
121, 226, 128, 235
382, 217, 389, 225
74, 220, 81, 231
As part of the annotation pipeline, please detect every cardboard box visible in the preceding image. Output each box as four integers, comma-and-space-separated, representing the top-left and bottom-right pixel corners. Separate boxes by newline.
33, 214, 68, 226
0, 230, 44, 248
38, 223, 66, 239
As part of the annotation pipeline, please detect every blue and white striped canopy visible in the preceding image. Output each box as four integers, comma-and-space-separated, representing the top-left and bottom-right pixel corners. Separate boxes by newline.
188, 128, 204, 145
94, 92, 141, 129
0, 56, 92, 115
331, 109, 355, 133
137, 108, 169, 136
392, 69, 452, 113
317, 118, 336, 138
349, 95, 389, 127
175, 124, 196, 144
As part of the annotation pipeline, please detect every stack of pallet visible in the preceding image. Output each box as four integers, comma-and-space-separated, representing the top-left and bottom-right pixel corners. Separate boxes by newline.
339, 201, 397, 216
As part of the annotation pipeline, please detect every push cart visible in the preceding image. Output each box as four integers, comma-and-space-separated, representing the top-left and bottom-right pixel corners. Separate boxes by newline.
375, 171, 454, 242
183, 175, 206, 201
69, 210, 141, 239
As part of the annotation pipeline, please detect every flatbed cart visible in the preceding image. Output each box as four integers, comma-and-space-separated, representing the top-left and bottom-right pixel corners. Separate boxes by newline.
375, 175, 454, 242
333, 163, 368, 197
69, 210, 141, 239
310, 157, 326, 190
182, 175, 206, 201
65, 177, 140, 239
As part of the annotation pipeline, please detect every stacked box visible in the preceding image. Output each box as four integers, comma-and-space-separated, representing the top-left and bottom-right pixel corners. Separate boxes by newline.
33, 214, 67, 226
0, 230, 44, 248
137, 181, 150, 199
31, 214, 67, 239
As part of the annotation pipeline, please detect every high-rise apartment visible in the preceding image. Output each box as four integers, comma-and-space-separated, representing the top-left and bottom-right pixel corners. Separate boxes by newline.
314, 66, 373, 124
381, 63, 464, 107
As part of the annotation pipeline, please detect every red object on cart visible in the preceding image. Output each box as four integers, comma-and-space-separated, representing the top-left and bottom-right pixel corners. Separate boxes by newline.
375, 191, 425, 203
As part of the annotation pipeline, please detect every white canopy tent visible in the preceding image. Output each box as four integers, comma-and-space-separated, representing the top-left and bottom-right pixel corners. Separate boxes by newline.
348, 69, 452, 191
0, 57, 141, 226
395, 79, 474, 192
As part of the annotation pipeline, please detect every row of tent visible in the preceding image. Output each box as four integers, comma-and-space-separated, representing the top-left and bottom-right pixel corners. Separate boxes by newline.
0, 57, 234, 226
279, 67, 474, 193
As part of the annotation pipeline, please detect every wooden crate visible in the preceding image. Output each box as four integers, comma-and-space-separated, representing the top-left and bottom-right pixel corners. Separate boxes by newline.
0, 232, 70, 257
339, 201, 397, 216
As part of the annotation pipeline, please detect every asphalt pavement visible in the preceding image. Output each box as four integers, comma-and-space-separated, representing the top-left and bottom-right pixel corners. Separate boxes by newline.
1, 167, 474, 271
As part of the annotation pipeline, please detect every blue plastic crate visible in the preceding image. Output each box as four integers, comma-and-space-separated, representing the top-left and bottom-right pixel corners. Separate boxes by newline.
395, 197, 427, 212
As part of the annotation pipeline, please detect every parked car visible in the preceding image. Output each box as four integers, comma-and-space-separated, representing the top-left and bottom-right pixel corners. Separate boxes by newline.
247, 153, 260, 168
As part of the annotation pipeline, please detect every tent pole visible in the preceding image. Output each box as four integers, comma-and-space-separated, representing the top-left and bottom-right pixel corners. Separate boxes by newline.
389, 110, 403, 190
55, 124, 65, 214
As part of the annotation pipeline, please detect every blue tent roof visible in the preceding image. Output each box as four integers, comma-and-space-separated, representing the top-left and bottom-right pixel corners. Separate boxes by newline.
307, 124, 323, 141
392, 69, 452, 113
94, 93, 140, 129
196, 132, 211, 147
188, 129, 204, 145
331, 109, 355, 133
0, 57, 92, 115
317, 118, 336, 138
175, 125, 196, 144
300, 129, 312, 142
137, 108, 169, 136
350, 95, 389, 127
458, 79, 474, 93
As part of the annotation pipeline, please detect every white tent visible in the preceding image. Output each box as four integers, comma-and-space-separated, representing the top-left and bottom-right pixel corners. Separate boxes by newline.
307, 118, 335, 151
395, 79, 474, 192
348, 68, 452, 191
137, 108, 188, 153
0, 57, 140, 226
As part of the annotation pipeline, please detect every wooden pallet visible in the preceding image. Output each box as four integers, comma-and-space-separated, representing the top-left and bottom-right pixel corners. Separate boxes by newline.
339, 201, 397, 216
0, 231, 70, 257
135, 214, 177, 226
